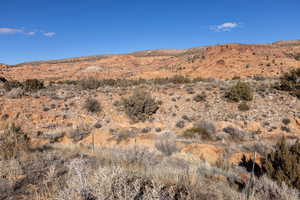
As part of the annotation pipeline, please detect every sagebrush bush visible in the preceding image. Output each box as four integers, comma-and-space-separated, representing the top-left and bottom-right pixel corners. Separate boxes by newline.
0, 124, 30, 160
225, 81, 253, 102
22, 79, 44, 92
84, 98, 102, 113
279, 68, 300, 98
121, 90, 160, 122
264, 137, 300, 190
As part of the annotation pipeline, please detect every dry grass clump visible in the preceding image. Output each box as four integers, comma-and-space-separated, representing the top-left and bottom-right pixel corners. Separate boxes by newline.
68, 124, 92, 142
53, 145, 299, 200
6, 87, 25, 99
56, 152, 244, 200
155, 132, 179, 156
121, 90, 160, 122
182, 121, 216, 140
252, 175, 299, 200
0, 138, 296, 200
110, 129, 136, 144
223, 126, 248, 141
0, 124, 30, 160
225, 81, 253, 102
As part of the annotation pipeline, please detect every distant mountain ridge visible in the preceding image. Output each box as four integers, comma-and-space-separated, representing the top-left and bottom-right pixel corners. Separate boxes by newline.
1, 39, 300, 81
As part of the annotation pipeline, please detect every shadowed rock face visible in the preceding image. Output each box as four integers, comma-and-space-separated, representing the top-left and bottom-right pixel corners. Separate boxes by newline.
1, 41, 300, 82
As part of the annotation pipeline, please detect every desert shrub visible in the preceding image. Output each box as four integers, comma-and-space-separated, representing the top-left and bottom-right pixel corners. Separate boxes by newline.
182, 121, 216, 140
287, 53, 300, 61
152, 75, 191, 85
264, 137, 300, 190
121, 90, 160, 122
68, 124, 92, 142
3, 81, 22, 91
79, 78, 101, 90
239, 155, 265, 177
223, 126, 246, 141
0, 124, 30, 160
216, 59, 225, 65
155, 132, 178, 156
193, 93, 206, 102
112, 130, 135, 144
6, 87, 24, 98
186, 87, 195, 94
282, 118, 291, 125
22, 79, 44, 92
84, 98, 102, 113
58, 155, 244, 200
225, 81, 253, 102
0, 76, 7, 83
279, 68, 300, 98
176, 121, 185, 128
232, 76, 240, 80
294, 54, 300, 61
168, 75, 191, 84
238, 101, 250, 111
57, 75, 209, 89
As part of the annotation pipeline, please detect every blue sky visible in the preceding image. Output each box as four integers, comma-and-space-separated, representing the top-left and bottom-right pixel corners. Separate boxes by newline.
0, 0, 299, 64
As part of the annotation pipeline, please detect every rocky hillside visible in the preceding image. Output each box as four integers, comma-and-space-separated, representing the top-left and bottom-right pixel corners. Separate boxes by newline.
1, 40, 300, 200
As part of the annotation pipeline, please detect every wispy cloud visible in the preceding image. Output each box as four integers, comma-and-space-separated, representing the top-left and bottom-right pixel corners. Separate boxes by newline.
26, 31, 36, 36
43, 32, 56, 37
0, 28, 23, 34
210, 22, 240, 32
0, 27, 56, 37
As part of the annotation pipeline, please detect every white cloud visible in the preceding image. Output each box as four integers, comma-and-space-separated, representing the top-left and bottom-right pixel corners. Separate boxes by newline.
0, 28, 23, 34
0, 27, 55, 37
26, 31, 36, 36
210, 22, 240, 32
43, 32, 56, 37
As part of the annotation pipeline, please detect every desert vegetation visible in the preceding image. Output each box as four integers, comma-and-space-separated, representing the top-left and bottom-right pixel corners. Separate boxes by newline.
225, 81, 253, 102
84, 98, 102, 113
0, 46, 300, 199
4, 79, 44, 92
120, 90, 160, 122
264, 137, 300, 190
1, 124, 300, 200
279, 68, 300, 98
